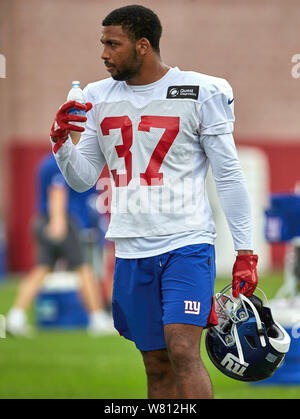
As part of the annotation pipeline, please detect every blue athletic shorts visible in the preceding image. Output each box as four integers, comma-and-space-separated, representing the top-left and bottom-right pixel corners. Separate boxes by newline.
112, 243, 216, 351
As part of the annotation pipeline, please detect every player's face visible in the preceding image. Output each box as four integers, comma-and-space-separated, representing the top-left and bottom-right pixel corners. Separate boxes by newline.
100, 26, 143, 81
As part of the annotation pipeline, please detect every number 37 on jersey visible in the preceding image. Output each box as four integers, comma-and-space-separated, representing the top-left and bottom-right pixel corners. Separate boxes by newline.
100, 115, 180, 188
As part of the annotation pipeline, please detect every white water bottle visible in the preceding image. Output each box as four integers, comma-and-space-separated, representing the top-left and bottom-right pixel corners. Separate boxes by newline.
67, 81, 86, 128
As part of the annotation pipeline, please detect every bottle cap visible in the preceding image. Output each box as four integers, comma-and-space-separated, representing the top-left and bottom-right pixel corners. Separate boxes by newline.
71, 81, 81, 87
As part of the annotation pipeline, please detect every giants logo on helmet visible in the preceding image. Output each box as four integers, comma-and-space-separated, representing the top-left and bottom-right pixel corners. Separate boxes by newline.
221, 353, 249, 377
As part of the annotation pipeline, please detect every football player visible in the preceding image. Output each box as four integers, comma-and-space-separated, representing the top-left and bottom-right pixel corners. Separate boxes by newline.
6, 134, 114, 337
50, 5, 258, 399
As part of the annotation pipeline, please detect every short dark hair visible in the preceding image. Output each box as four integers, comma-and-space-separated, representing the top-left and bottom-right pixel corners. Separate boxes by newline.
102, 5, 162, 54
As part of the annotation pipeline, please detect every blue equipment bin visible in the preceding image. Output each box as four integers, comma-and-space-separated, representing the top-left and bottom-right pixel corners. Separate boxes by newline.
36, 290, 89, 329
265, 194, 300, 243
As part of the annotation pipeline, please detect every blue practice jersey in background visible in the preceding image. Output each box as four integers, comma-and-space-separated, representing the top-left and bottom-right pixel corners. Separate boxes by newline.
36, 153, 98, 230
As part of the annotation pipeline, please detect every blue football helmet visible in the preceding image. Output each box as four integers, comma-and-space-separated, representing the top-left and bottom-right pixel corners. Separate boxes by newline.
205, 284, 291, 382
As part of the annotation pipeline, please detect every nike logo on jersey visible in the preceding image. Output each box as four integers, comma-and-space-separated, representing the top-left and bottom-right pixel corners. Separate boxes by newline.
228, 98, 234, 105
167, 85, 199, 100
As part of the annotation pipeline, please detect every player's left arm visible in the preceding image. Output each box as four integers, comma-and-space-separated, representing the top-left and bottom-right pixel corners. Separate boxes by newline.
46, 174, 68, 241
46, 184, 68, 241
202, 133, 258, 297
199, 84, 258, 297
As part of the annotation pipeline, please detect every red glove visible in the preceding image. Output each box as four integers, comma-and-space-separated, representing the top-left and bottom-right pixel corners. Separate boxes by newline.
232, 254, 258, 298
50, 101, 93, 153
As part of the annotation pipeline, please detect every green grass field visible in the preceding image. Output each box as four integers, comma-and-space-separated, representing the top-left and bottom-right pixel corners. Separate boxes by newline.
0, 273, 299, 399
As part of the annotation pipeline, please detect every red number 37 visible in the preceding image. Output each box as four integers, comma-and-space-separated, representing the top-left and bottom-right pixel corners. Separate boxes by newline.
100, 116, 180, 187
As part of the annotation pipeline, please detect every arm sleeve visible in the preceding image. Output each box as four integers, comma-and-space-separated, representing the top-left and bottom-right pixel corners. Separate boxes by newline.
201, 133, 254, 251
51, 85, 106, 192
199, 85, 235, 136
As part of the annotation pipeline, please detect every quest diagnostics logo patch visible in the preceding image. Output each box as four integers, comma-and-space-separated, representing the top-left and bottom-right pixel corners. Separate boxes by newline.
167, 85, 199, 100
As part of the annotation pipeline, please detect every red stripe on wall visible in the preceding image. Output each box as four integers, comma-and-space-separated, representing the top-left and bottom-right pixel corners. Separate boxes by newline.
6, 139, 300, 272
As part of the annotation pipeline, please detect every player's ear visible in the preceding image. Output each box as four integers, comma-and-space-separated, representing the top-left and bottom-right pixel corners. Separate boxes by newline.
136, 37, 151, 56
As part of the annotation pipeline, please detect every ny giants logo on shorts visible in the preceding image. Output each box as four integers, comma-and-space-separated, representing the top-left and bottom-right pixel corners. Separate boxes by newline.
184, 301, 200, 315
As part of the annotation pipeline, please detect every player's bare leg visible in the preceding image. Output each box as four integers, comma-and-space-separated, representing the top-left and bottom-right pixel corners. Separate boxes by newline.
164, 324, 213, 399
141, 349, 179, 399
77, 264, 115, 335
6, 265, 50, 336
13, 265, 51, 310
77, 264, 102, 313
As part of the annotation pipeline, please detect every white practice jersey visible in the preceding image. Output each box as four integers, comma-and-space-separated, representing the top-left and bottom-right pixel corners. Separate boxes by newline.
53, 67, 253, 257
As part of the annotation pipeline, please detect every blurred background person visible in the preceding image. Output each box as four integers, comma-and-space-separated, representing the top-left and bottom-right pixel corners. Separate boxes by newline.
6, 132, 114, 337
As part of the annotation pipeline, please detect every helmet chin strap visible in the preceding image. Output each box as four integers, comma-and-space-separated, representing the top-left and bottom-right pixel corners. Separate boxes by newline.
232, 323, 245, 365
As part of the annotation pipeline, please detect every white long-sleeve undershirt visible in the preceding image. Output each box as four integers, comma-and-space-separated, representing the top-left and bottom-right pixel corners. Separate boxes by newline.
201, 133, 253, 251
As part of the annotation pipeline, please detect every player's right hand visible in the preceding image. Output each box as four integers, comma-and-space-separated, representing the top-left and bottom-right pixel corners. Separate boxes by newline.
50, 101, 93, 153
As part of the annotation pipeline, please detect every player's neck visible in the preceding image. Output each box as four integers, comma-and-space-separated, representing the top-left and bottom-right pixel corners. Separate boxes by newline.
126, 58, 170, 86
